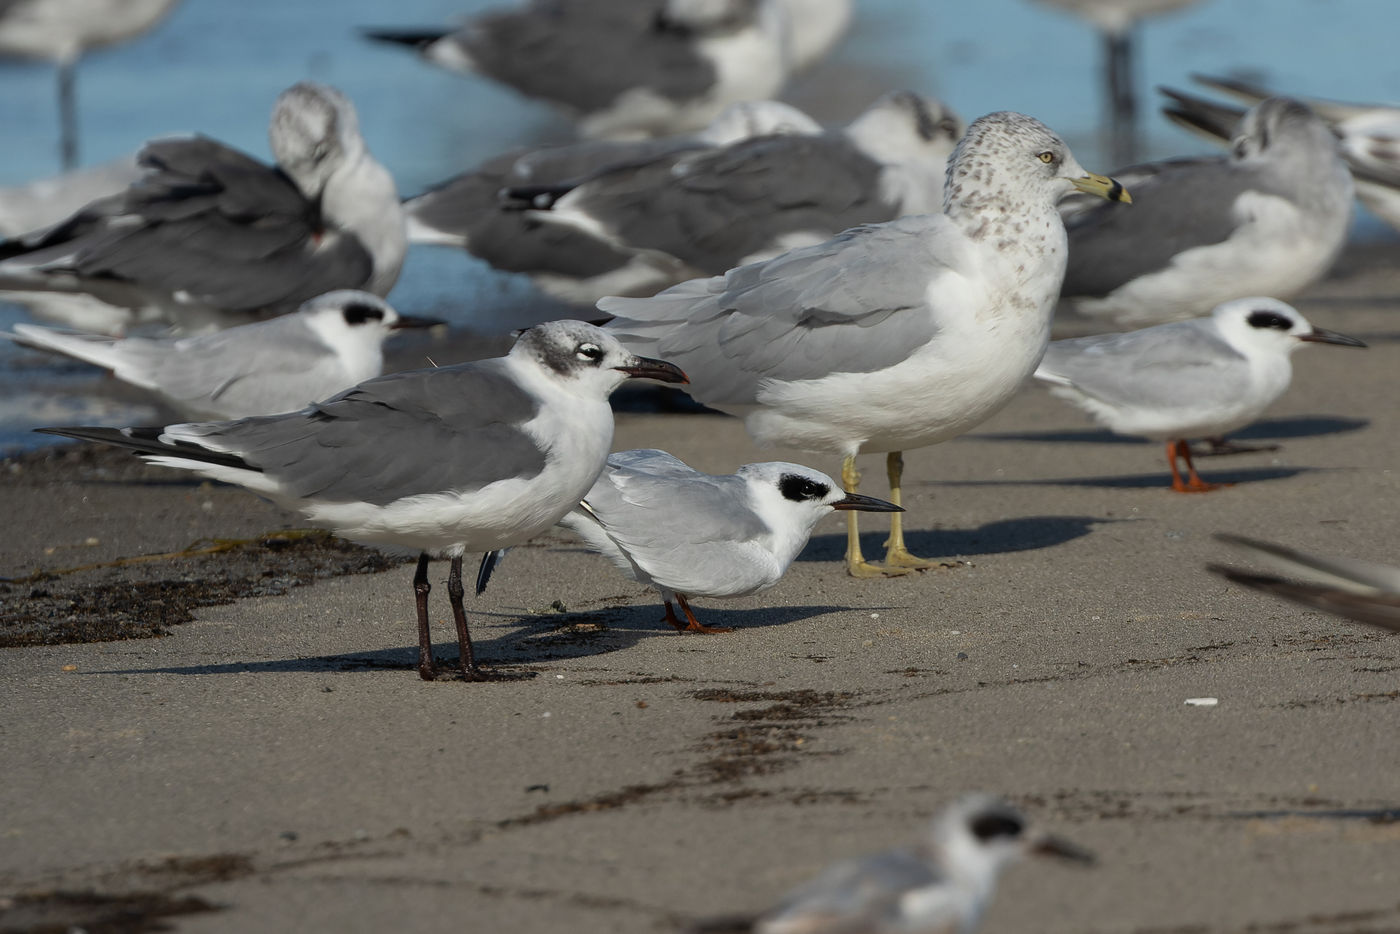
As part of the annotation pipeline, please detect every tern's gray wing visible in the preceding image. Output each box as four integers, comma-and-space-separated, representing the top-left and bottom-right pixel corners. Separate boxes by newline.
5, 136, 372, 314
455, 2, 715, 111
1037, 322, 1250, 409
758, 846, 953, 934
572, 134, 889, 273
587, 450, 767, 550
183, 360, 544, 505
1061, 156, 1275, 298
603, 217, 951, 406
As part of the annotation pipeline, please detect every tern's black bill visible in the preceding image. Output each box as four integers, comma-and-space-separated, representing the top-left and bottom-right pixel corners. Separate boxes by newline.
616, 357, 688, 384
390, 314, 446, 330
831, 492, 902, 512
1298, 327, 1366, 348
1031, 834, 1097, 865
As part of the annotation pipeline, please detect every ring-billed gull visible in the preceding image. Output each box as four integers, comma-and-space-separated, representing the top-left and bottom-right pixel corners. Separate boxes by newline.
1034, 297, 1365, 492
0, 82, 406, 334
0, 0, 182, 169
364, 0, 792, 139
1059, 96, 1351, 327
406, 100, 821, 304
706, 793, 1094, 934
1167, 76, 1400, 234
515, 92, 962, 303
601, 111, 1129, 577
1209, 534, 1400, 633
39, 321, 688, 682
6, 291, 442, 419
554, 448, 899, 632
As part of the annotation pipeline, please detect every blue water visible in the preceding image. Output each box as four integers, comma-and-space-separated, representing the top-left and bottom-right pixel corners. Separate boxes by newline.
1, 0, 1398, 448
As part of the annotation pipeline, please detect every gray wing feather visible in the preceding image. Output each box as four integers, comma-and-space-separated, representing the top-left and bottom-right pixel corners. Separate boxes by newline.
1038, 322, 1250, 409
183, 360, 544, 505
758, 847, 949, 934
603, 218, 948, 406
1062, 156, 1291, 298
586, 450, 767, 548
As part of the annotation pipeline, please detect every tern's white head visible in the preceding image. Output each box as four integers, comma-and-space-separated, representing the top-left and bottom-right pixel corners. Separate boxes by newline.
737, 461, 901, 545
511, 320, 688, 396
296, 291, 441, 379
1209, 297, 1367, 358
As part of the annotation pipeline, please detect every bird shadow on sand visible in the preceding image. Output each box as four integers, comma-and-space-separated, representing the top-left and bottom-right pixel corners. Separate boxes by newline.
932, 466, 1312, 490
972, 414, 1368, 447
798, 514, 1112, 563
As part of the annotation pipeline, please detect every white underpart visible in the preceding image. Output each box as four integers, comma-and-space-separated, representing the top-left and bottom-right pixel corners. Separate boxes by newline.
1070, 188, 1352, 326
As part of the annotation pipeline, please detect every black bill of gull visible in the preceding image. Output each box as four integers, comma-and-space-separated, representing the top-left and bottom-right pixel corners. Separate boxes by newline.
0, 82, 407, 334
600, 111, 1129, 578
1059, 96, 1352, 327
5, 290, 443, 420
39, 321, 687, 682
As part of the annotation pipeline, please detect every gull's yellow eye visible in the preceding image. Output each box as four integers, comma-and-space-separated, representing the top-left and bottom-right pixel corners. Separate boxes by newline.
1038, 151, 1055, 164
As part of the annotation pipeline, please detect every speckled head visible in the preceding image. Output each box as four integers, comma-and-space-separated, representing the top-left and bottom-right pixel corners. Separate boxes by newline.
270, 82, 362, 195
943, 111, 1127, 218
513, 320, 688, 389
1232, 96, 1335, 161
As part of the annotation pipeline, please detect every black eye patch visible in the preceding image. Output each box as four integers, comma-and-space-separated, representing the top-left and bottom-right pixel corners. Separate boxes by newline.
1246, 310, 1294, 331
970, 812, 1025, 842
342, 302, 386, 325
779, 474, 831, 502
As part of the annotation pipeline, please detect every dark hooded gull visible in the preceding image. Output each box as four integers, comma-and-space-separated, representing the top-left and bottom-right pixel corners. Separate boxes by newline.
601, 111, 1130, 577
39, 321, 688, 682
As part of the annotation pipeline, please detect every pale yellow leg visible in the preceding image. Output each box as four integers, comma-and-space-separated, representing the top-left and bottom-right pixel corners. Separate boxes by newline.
843, 455, 912, 578
881, 451, 939, 569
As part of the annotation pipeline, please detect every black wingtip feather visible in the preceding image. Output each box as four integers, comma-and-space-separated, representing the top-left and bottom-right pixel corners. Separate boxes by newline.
360, 27, 449, 50
36, 425, 259, 472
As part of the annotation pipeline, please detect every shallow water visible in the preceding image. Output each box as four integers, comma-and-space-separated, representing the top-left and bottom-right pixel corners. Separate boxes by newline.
0, 0, 1397, 449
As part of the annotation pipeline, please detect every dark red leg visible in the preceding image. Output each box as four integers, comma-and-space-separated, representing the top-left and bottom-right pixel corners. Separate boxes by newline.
413, 554, 437, 681
674, 594, 734, 634
1167, 440, 1227, 493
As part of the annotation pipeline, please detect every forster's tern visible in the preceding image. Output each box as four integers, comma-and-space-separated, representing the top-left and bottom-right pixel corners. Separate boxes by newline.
1209, 534, 1400, 633
602, 111, 1130, 577
363, 0, 792, 140
40, 321, 687, 682
0, 0, 182, 169
711, 793, 1094, 934
555, 449, 900, 632
1059, 97, 1352, 326
6, 291, 442, 419
1034, 297, 1365, 492
518, 92, 962, 301
0, 82, 406, 333
405, 100, 822, 305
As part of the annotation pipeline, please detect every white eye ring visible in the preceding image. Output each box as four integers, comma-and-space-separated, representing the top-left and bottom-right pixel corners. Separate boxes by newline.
577, 343, 604, 361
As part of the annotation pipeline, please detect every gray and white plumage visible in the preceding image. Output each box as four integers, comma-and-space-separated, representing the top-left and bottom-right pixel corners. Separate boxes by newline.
0, 0, 182, 169
1170, 75, 1400, 234
728, 794, 1094, 934
1035, 297, 1364, 490
600, 110, 1129, 574
1209, 534, 1400, 633
517, 92, 962, 302
405, 100, 822, 305
363, 0, 791, 140
0, 82, 407, 333
39, 320, 688, 680
557, 449, 898, 631
5, 291, 442, 419
1060, 96, 1353, 327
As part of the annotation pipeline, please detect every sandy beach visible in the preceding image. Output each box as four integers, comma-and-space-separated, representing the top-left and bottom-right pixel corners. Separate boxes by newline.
2, 243, 1399, 932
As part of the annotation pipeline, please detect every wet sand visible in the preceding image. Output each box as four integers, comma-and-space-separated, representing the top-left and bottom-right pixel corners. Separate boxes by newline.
2, 245, 1400, 932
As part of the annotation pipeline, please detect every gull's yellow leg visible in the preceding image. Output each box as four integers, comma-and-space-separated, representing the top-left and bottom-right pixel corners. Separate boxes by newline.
882, 451, 939, 569
844, 454, 911, 578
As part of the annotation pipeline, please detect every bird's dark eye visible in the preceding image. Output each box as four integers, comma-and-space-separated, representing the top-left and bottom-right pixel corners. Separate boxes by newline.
341, 302, 385, 325
1247, 310, 1294, 331
1037, 151, 1056, 164
970, 813, 1025, 841
576, 343, 605, 363
779, 474, 830, 502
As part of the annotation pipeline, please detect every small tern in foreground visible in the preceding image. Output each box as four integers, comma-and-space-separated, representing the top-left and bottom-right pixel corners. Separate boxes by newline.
40, 321, 687, 682
602, 111, 1129, 577
555, 449, 900, 633
6, 291, 442, 419
1034, 297, 1365, 492
703, 793, 1094, 934
1209, 534, 1400, 633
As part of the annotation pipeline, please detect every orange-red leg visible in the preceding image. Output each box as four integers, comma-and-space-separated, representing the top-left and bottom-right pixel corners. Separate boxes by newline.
1166, 440, 1228, 493
661, 594, 733, 634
